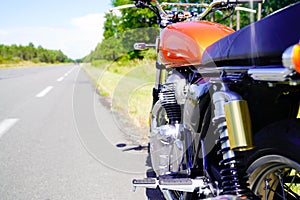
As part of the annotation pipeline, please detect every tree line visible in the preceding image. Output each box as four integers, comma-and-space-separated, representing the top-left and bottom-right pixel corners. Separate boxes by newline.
84, 0, 299, 63
0, 42, 71, 64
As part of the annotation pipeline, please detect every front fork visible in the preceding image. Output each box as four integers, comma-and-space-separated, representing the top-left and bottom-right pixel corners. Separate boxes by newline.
152, 62, 166, 106
211, 83, 255, 197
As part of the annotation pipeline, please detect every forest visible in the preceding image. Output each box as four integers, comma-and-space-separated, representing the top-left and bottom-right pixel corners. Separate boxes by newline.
0, 42, 71, 65
83, 0, 299, 63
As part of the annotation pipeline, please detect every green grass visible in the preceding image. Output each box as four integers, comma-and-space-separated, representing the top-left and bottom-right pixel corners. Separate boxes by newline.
127, 83, 153, 127
0, 61, 70, 69
82, 60, 156, 132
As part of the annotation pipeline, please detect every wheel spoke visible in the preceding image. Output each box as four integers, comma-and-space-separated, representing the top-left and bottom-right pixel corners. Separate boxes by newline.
264, 178, 272, 199
262, 169, 300, 200
286, 172, 296, 192
284, 184, 300, 199
275, 170, 287, 200
266, 186, 285, 199
284, 172, 299, 199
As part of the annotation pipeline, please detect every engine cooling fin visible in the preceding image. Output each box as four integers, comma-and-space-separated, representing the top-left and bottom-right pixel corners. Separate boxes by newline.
159, 83, 181, 124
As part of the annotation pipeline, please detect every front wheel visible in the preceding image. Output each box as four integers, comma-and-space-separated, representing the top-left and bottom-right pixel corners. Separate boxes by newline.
246, 119, 300, 200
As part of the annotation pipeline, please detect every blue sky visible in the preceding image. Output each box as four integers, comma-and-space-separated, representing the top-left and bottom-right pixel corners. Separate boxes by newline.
0, 0, 112, 59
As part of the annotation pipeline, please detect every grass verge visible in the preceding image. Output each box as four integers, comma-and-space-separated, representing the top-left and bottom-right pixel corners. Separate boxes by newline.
82, 60, 156, 137
0, 61, 71, 69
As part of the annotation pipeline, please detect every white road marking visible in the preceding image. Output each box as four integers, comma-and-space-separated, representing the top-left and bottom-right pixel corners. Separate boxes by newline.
36, 86, 53, 98
67, 67, 75, 74
58, 67, 75, 81
57, 77, 64, 82
63, 67, 75, 77
0, 118, 19, 138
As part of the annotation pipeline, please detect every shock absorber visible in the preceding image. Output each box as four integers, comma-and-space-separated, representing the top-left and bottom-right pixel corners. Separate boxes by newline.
212, 88, 255, 197
215, 121, 250, 195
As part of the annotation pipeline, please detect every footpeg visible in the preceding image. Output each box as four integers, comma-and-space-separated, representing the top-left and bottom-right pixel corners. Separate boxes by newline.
132, 178, 157, 189
133, 177, 207, 192
133, 178, 156, 185
159, 178, 192, 185
133, 178, 246, 198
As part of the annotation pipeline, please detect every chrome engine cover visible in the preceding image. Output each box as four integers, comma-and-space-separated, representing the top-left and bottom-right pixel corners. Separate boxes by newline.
150, 71, 190, 176
149, 121, 185, 176
183, 79, 210, 133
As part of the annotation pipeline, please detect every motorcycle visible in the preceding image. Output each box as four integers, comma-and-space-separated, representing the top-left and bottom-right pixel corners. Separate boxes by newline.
111, 0, 300, 199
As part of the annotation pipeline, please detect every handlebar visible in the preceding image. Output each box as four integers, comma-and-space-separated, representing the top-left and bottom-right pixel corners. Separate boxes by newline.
110, 0, 263, 22
160, 2, 209, 8
109, 4, 135, 12
227, 0, 263, 3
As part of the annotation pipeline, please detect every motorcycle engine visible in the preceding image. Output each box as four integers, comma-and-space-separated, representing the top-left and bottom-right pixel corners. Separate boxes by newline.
150, 71, 188, 176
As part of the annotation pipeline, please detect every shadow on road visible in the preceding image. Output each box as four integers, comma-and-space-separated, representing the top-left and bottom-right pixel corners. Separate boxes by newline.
116, 143, 148, 152
116, 142, 166, 200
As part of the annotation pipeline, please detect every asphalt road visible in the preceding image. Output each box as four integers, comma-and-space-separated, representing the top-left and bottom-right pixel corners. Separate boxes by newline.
0, 65, 149, 200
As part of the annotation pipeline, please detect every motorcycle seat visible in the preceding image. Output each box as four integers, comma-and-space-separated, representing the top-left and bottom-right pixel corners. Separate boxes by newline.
201, 2, 300, 67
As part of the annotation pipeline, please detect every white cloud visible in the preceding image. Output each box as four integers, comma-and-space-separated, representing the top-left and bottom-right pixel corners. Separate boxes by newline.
0, 13, 106, 59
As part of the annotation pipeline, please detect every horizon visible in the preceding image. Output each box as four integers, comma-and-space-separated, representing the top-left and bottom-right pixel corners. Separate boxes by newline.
0, 0, 112, 60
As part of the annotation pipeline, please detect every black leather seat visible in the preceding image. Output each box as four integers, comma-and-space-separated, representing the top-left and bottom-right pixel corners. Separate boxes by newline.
201, 2, 300, 67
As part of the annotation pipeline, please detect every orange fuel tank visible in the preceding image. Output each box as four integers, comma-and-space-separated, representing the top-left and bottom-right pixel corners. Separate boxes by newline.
159, 21, 234, 68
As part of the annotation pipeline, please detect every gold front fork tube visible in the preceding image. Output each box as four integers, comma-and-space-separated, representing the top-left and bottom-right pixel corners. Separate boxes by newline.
225, 100, 254, 151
